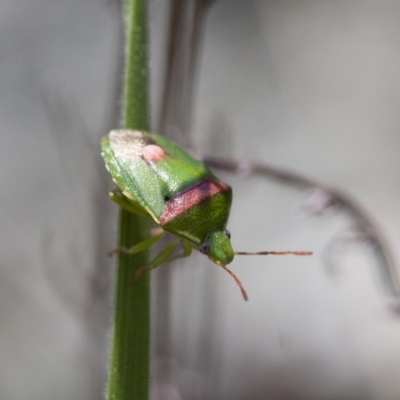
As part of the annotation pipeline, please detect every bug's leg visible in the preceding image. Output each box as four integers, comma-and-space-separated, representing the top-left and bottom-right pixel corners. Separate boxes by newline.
133, 237, 182, 282
108, 230, 166, 257
109, 190, 148, 216
165, 239, 193, 263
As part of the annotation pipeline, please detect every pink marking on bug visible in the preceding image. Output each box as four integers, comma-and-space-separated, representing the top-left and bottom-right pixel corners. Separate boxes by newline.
142, 144, 167, 163
160, 179, 231, 225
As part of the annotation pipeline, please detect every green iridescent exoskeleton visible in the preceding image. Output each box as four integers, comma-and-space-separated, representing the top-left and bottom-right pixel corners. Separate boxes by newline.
101, 130, 249, 298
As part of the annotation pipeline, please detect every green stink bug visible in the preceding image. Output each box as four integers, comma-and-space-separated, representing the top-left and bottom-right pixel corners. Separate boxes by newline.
101, 130, 311, 300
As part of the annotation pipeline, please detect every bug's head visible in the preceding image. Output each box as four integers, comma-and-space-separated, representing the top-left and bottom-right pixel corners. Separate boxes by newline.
199, 230, 234, 266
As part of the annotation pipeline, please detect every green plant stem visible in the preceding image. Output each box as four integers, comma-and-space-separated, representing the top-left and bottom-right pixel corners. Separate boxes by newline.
107, 0, 151, 399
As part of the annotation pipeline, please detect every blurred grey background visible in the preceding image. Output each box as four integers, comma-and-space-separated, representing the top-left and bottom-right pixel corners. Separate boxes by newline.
2, 1, 400, 399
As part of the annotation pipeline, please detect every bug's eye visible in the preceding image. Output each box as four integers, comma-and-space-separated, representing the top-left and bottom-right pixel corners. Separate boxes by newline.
223, 229, 231, 239
200, 242, 210, 255
164, 196, 170, 202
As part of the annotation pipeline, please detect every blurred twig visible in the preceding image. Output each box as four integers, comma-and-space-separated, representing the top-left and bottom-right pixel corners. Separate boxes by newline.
155, 0, 217, 360
158, 0, 215, 144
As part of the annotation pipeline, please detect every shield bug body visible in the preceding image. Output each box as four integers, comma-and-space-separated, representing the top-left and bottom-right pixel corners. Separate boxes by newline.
101, 130, 311, 300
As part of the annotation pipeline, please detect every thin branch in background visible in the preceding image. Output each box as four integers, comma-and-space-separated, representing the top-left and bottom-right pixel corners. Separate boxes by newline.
158, 0, 215, 144
203, 157, 400, 304
184, 0, 216, 142
158, 0, 186, 140
154, 0, 216, 364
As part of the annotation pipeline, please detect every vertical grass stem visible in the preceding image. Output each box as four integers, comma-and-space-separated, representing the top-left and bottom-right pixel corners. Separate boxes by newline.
107, 0, 151, 399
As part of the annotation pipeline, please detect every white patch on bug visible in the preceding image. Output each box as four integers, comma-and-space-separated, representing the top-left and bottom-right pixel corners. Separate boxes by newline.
122, 190, 135, 200
142, 144, 166, 163
109, 130, 153, 158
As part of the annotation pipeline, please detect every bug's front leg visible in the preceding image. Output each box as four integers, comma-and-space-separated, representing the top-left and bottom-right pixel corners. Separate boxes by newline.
108, 229, 166, 257
133, 239, 193, 282
109, 190, 148, 216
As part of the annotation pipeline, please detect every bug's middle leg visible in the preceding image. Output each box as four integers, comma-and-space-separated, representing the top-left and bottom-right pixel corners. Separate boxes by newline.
109, 190, 148, 216
108, 229, 166, 257
133, 239, 193, 281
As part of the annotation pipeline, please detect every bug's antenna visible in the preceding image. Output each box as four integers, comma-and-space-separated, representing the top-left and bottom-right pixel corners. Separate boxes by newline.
235, 250, 313, 256
216, 262, 248, 301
